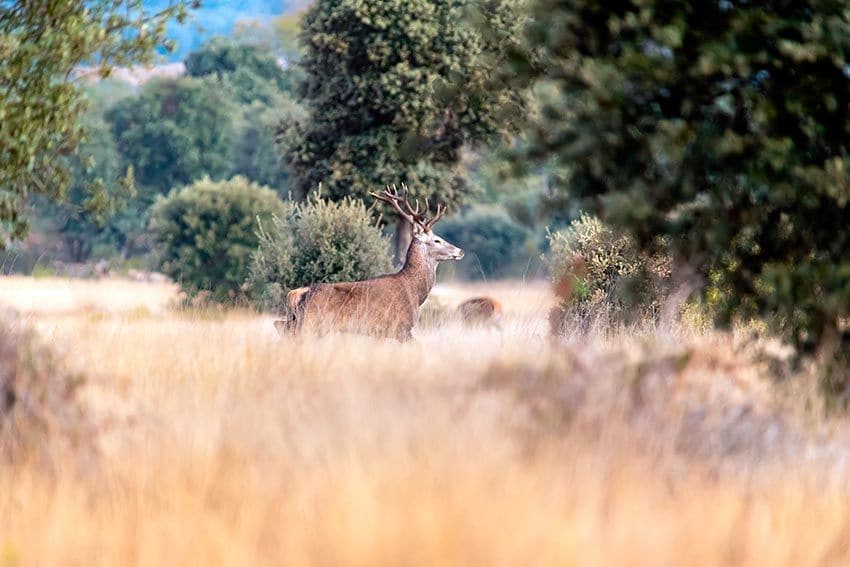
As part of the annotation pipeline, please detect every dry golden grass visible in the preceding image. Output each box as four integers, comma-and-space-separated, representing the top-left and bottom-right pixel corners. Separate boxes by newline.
3, 276, 850, 566
0, 276, 179, 316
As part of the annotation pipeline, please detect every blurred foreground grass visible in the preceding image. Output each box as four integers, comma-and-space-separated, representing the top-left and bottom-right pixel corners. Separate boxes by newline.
1, 276, 850, 566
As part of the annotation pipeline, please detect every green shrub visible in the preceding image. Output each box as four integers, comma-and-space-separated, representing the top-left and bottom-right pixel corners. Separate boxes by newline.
247, 196, 393, 313
149, 176, 290, 301
547, 214, 669, 327
439, 206, 536, 280
517, 0, 850, 381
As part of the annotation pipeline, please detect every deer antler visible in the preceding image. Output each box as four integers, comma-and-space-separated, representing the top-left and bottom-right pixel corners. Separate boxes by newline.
370, 184, 420, 227
370, 183, 446, 231
424, 203, 445, 232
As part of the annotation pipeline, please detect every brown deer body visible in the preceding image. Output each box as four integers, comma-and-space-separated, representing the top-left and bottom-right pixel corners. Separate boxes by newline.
275, 185, 463, 341
458, 296, 502, 329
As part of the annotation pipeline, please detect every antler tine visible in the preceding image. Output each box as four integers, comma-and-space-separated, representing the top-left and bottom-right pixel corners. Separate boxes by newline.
395, 183, 425, 224
370, 182, 440, 229
424, 202, 446, 231
370, 184, 417, 226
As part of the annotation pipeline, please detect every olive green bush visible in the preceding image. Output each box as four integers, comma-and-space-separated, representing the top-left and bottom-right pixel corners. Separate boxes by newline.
547, 215, 669, 329
247, 196, 393, 313
149, 176, 289, 301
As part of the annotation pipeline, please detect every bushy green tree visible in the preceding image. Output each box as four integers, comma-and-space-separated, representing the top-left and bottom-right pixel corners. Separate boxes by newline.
439, 206, 535, 280
232, 100, 306, 191
519, 1, 850, 356
149, 177, 289, 301
282, 0, 527, 258
247, 196, 392, 312
184, 39, 306, 192
185, 38, 297, 104
106, 39, 304, 205
34, 111, 133, 262
106, 76, 238, 198
0, 0, 195, 246
26, 80, 144, 265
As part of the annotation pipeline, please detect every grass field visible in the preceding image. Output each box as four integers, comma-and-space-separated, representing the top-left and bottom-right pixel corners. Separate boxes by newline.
3, 275, 850, 566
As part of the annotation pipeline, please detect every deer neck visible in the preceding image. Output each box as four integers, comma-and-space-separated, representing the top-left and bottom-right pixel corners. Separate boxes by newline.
398, 239, 437, 306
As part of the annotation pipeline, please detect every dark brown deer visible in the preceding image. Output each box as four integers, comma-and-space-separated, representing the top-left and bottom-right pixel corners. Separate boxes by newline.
457, 297, 502, 329
275, 185, 464, 341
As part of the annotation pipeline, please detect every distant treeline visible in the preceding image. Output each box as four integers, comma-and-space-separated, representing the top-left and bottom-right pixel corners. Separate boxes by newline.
16, 30, 547, 282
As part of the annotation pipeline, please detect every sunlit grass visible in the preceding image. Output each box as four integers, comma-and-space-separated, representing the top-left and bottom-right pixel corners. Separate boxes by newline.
1, 276, 849, 566
0, 276, 179, 316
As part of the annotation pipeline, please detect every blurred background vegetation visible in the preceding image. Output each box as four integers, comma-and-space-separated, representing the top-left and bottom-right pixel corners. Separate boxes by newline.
3, 0, 548, 285
4, 0, 850, 395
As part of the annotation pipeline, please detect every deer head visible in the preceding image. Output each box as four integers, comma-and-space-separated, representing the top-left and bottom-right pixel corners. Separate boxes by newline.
371, 184, 464, 261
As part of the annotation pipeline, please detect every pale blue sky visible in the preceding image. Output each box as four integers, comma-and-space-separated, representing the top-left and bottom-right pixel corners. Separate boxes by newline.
146, 0, 293, 59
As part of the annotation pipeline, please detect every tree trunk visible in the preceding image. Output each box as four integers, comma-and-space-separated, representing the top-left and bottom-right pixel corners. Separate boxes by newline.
395, 219, 413, 267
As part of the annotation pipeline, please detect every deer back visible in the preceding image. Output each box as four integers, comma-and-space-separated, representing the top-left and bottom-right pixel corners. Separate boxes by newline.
296, 277, 416, 339
294, 241, 437, 340
458, 296, 502, 327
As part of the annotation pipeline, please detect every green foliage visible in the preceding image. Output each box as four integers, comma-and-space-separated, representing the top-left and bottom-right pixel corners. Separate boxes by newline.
104, 38, 304, 207
185, 38, 297, 104
547, 215, 669, 324
439, 206, 535, 280
149, 176, 289, 301
281, 0, 528, 216
232, 100, 306, 191
33, 110, 135, 262
27, 38, 305, 268
462, 143, 573, 255
182, 39, 306, 191
0, 0, 195, 245
520, 0, 850, 354
106, 76, 238, 197
247, 196, 393, 312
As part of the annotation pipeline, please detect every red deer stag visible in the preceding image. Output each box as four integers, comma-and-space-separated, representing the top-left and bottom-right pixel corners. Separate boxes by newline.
457, 297, 502, 329
275, 185, 464, 340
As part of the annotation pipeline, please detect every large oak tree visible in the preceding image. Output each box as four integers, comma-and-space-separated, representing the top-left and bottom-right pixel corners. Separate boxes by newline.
281, 0, 526, 260
518, 0, 850, 384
